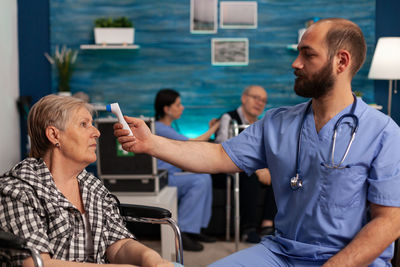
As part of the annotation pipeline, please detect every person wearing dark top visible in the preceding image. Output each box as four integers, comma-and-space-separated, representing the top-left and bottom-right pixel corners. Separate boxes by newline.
214, 85, 277, 243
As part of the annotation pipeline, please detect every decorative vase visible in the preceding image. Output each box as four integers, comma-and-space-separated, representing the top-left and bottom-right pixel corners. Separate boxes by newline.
57, 91, 72, 97
58, 74, 72, 93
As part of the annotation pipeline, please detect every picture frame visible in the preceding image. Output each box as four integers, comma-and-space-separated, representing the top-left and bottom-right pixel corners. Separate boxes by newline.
220, 1, 258, 29
190, 0, 218, 34
211, 38, 249, 66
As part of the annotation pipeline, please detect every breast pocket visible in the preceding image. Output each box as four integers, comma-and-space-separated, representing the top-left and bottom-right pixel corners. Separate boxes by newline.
47, 212, 71, 239
318, 164, 367, 209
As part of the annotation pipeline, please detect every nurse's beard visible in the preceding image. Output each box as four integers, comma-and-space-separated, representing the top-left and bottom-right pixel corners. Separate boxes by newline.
294, 59, 335, 99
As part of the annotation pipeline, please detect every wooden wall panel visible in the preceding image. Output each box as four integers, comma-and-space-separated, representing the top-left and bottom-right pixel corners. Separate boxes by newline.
50, 0, 375, 137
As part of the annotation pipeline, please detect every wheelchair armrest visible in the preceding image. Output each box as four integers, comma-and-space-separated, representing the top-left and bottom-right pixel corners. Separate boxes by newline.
118, 203, 172, 219
0, 231, 27, 250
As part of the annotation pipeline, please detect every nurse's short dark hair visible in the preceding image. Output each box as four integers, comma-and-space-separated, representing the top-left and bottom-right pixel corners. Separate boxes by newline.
317, 18, 367, 78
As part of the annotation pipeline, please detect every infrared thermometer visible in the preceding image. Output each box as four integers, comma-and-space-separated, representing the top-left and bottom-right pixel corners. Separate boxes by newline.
106, 103, 133, 136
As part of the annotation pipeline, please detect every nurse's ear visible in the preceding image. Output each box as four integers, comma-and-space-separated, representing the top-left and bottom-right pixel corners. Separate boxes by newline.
335, 49, 351, 75
46, 125, 61, 147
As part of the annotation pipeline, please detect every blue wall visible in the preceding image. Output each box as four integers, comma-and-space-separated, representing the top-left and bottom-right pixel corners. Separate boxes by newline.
17, 0, 51, 157
20, 0, 400, 155
48, 0, 375, 137
18, 0, 51, 101
375, 0, 400, 123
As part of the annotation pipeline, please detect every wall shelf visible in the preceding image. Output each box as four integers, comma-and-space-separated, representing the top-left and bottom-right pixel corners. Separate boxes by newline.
91, 103, 107, 111
369, 103, 383, 110
286, 44, 298, 51
80, 44, 140, 50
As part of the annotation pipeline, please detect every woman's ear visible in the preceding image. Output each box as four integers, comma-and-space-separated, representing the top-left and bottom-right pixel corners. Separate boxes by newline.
163, 106, 171, 116
45, 126, 60, 147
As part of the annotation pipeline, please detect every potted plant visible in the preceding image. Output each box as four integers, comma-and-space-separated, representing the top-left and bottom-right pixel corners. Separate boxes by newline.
94, 17, 135, 45
353, 90, 364, 98
44, 45, 78, 95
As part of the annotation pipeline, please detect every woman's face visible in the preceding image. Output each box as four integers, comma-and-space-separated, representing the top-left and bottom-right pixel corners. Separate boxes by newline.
166, 97, 184, 120
58, 107, 100, 166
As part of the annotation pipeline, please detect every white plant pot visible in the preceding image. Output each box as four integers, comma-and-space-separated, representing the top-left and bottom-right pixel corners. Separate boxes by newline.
94, 28, 135, 45
57, 91, 72, 97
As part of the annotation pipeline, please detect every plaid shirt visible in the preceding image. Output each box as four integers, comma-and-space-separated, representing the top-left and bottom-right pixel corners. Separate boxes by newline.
0, 158, 134, 265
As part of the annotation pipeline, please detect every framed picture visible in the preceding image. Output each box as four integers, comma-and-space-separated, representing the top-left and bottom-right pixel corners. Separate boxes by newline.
211, 38, 249, 66
190, 0, 218, 34
220, 1, 258, 29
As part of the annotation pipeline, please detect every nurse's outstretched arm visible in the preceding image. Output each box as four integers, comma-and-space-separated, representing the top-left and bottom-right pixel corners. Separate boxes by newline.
114, 116, 241, 174
322, 204, 400, 267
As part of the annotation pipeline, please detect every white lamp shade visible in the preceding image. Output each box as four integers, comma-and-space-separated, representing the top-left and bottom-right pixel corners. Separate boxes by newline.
368, 37, 400, 80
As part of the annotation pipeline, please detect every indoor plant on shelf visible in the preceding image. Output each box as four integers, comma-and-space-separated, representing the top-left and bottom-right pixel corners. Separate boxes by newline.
94, 16, 135, 45
44, 45, 78, 95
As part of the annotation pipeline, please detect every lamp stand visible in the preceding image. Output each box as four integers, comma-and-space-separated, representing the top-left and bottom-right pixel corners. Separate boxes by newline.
388, 80, 393, 117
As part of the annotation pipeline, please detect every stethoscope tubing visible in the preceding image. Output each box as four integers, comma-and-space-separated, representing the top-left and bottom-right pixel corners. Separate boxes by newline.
291, 94, 359, 189
330, 114, 358, 168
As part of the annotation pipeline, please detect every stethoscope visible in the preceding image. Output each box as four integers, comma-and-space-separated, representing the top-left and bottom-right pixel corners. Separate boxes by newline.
290, 95, 359, 190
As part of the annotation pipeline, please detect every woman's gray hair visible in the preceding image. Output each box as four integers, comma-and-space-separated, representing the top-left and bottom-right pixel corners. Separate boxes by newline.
27, 94, 93, 158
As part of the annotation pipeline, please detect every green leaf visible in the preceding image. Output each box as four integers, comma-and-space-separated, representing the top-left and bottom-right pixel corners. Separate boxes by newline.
94, 16, 133, 28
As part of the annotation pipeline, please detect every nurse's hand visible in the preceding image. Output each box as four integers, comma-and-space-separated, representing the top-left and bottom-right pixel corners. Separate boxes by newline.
209, 118, 219, 127
113, 116, 154, 154
255, 168, 271, 185
209, 119, 220, 133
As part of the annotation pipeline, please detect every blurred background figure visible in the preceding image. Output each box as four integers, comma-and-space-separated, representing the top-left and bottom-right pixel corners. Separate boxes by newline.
214, 85, 277, 243
154, 88, 220, 251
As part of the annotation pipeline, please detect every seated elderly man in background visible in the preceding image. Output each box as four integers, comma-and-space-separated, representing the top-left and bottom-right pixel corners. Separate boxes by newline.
0, 95, 175, 267
214, 85, 277, 243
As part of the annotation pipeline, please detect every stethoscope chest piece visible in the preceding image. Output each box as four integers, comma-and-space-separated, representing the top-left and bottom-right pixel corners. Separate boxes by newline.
290, 174, 303, 190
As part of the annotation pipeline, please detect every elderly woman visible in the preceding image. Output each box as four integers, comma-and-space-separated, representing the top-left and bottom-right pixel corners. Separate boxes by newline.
0, 95, 174, 267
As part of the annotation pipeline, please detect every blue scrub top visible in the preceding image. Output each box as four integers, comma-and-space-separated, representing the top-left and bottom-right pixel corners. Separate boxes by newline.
223, 97, 400, 264
155, 121, 188, 174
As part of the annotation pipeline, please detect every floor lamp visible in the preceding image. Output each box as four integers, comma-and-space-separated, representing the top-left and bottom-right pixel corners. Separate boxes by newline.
368, 37, 400, 117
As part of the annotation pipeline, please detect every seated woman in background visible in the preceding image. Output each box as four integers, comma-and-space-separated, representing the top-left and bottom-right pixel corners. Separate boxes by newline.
154, 89, 220, 252
0, 94, 174, 267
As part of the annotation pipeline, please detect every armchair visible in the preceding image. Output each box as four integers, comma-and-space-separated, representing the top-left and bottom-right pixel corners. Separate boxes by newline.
0, 231, 43, 267
118, 203, 183, 264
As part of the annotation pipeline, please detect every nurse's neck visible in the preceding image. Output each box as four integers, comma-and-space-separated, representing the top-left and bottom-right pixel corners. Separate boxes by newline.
158, 115, 174, 126
312, 90, 354, 133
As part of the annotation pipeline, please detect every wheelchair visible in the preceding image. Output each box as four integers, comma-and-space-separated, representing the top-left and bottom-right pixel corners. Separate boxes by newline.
0, 203, 183, 266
